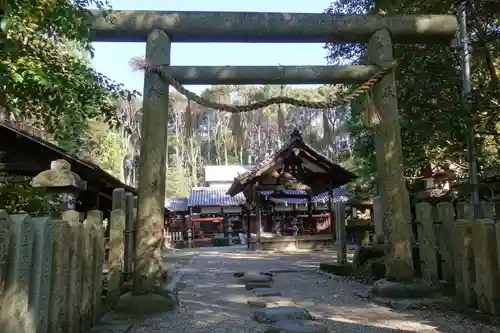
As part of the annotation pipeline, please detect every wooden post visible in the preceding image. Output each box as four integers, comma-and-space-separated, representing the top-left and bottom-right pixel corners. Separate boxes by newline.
435, 202, 455, 282
335, 202, 347, 264
367, 29, 414, 281
188, 228, 193, 249
108, 189, 126, 303
328, 192, 336, 246
454, 202, 476, 307
475, 202, 495, 220
48, 219, 71, 333
86, 210, 104, 325
0, 213, 35, 333
0, 211, 11, 316
256, 198, 262, 249
471, 219, 500, 315
180, 214, 187, 242
246, 207, 251, 248
132, 196, 138, 261
134, 29, 171, 294
457, 202, 474, 220
124, 192, 135, 281
307, 193, 313, 234
415, 202, 438, 283
28, 216, 53, 333
63, 210, 82, 333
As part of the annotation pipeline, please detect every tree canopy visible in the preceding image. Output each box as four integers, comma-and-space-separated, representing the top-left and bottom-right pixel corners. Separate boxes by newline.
2, 0, 498, 202
325, 0, 500, 194
0, 0, 137, 145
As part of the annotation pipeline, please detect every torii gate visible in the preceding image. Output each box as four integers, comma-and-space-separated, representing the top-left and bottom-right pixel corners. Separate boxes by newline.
90, 10, 458, 294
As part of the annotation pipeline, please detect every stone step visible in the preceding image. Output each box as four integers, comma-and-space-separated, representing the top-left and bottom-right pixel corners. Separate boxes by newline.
246, 282, 273, 290
253, 288, 282, 297
247, 297, 296, 308
263, 320, 328, 333
252, 306, 313, 324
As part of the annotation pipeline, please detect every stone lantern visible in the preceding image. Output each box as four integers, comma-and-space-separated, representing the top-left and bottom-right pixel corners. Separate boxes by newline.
31, 159, 87, 213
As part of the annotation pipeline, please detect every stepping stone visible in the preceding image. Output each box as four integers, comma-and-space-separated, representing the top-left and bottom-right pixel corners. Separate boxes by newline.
247, 297, 296, 308
239, 274, 273, 284
246, 282, 272, 290
263, 320, 328, 333
234, 271, 274, 278
253, 288, 282, 297
252, 306, 313, 324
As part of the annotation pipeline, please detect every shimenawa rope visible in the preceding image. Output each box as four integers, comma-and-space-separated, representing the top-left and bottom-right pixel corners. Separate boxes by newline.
130, 57, 397, 113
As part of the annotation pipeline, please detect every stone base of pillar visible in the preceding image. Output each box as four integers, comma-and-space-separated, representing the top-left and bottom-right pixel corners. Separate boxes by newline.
114, 291, 178, 316
371, 278, 438, 299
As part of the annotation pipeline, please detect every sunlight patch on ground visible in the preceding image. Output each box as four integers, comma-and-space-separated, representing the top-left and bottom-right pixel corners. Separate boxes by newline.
325, 315, 440, 331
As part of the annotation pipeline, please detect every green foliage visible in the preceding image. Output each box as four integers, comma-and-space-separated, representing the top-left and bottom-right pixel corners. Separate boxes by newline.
0, 0, 139, 144
325, 0, 500, 191
98, 131, 124, 178
166, 164, 191, 198
0, 174, 65, 215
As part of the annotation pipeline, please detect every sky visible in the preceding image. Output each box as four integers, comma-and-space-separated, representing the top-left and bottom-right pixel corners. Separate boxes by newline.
91, 0, 333, 94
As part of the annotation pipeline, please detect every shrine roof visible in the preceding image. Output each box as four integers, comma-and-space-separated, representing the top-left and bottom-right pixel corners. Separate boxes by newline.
188, 187, 246, 207
227, 130, 357, 197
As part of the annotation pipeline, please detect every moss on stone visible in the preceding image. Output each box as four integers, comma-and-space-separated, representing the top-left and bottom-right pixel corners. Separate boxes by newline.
371, 278, 438, 299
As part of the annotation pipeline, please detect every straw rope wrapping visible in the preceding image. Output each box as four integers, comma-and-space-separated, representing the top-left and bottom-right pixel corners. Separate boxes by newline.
131, 57, 397, 113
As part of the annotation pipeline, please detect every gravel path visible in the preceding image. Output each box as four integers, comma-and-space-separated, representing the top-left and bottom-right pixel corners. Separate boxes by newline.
134, 246, 499, 333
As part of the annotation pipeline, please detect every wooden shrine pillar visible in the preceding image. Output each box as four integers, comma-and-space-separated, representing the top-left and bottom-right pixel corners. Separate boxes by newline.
328, 190, 336, 245
239, 208, 244, 235
220, 207, 226, 234
335, 202, 347, 264
307, 193, 314, 234
292, 204, 298, 235
180, 214, 187, 241
255, 198, 262, 247
246, 206, 251, 248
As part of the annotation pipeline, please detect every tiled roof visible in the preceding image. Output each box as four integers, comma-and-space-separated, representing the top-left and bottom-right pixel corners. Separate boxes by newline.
227, 130, 357, 197
268, 186, 349, 205
188, 187, 246, 207
261, 189, 308, 196
165, 197, 188, 212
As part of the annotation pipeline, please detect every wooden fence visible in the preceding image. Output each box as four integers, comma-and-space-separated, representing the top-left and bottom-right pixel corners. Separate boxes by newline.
0, 188, 136, 333
414, 201, 499, 315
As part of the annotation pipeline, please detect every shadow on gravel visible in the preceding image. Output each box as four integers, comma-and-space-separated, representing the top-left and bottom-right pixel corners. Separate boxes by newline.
173, 249, 500, 333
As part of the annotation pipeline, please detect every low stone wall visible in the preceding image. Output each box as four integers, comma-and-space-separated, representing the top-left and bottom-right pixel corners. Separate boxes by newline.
248, 234, 334, 251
